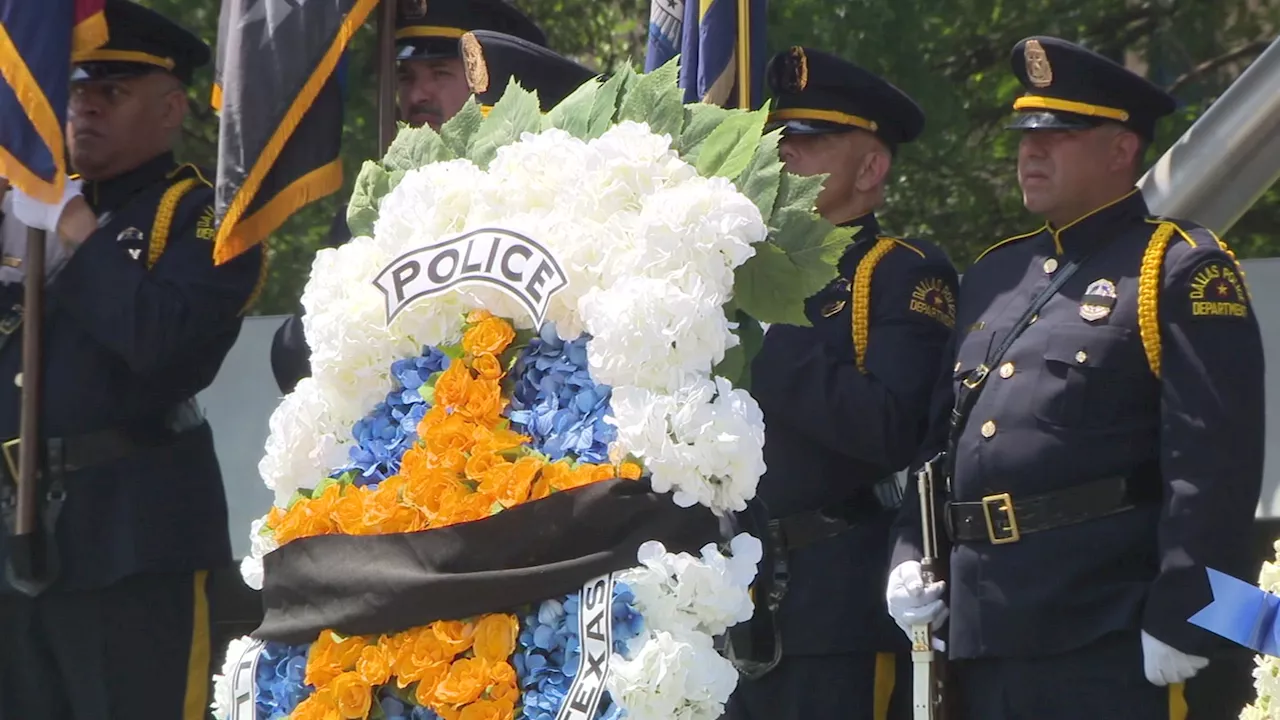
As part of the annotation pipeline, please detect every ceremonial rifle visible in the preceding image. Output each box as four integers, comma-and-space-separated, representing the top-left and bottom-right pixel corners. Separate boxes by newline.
910, 459, 947, 720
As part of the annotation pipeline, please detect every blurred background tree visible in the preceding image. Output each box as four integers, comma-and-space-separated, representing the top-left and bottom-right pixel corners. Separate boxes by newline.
140, 0, 1280, 314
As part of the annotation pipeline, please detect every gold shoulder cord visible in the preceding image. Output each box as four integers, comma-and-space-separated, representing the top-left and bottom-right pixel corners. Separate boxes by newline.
850, 237, 897, 373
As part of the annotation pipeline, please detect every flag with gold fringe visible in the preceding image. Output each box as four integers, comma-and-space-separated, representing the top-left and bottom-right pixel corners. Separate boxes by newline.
211, 0, 376, 265
644, 0, 767, 110
0, 0, 106, 202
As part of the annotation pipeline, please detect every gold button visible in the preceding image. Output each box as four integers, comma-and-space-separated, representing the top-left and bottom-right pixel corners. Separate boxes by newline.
1029, 313, 1038, 324
954, 361, 962, 373
12, 373, 20, 388
999, 362, 1014, 378
1044, 258, 1059, 274
981, 420, 996, 438
1075, 350, 1088, 363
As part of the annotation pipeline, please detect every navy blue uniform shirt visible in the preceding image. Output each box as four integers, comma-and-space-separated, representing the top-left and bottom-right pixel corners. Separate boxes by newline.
892, 190, 1265, 660
0, 152, 264, 591
751, 213, 958, 654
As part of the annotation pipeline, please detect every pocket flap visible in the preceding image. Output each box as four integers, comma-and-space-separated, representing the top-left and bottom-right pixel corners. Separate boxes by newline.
1041, 325, 1134, 368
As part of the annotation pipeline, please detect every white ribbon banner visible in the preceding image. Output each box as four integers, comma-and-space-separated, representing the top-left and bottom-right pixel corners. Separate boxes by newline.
229, 638, 266, 720
556, 572, 616, 720
373, 227, 569, 327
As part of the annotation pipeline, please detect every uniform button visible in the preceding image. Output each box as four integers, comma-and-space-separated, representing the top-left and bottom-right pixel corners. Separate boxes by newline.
954, 361, 962, 373
999, 362, 1014, 378
981, 420, 996, 438
1044, 258, 1059, 274
1075, 350, 1088, 364
12, 373, 20, 388
1029, 313, 1038, 324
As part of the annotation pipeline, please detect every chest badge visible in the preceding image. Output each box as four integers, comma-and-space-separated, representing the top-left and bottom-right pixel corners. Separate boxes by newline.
1079, 278, 1118, 322
117, 227, 144, 243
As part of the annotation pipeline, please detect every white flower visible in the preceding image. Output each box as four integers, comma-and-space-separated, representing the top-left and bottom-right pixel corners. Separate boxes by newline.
211, 636, 256, 720
239, 514, 279, 590
257, 377, 348, 507
618, 533, 759, 638
606, 628, 739, 720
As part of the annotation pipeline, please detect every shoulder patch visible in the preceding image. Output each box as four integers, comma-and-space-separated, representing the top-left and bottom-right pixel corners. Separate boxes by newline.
1187, 257, 1248, 320
909, 277, 956, 329
196, 205, 216, 241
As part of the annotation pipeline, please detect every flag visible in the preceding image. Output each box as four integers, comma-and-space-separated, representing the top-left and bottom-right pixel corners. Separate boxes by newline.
644, 0, 767, 110
212, 0, 378, 265
0, 0, 106, 203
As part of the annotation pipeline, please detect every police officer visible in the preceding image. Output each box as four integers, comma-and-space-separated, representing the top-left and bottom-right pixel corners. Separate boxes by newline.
270, 0, 548, 394
727, 48, 959, 720
0, 1, 264, 717
887, 36, 1264, 719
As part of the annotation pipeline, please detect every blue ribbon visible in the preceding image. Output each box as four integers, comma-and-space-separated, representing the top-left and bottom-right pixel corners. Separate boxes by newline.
1188, 567, 1280, 656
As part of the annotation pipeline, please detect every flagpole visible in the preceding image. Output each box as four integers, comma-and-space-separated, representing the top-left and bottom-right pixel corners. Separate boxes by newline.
15, 227, 43, 540
735, 0, 750, 109
377, 0, 397, 152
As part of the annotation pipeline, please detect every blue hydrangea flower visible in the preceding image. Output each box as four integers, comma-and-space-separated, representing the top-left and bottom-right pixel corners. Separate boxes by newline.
339, 346, 450, 485
254, 641, 312, 719
508, 324, 616, 464
375, 688, 442, 720
517, 584, 644, 720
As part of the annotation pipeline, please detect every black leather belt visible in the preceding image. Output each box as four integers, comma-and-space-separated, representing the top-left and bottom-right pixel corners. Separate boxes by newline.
946, 474, 1140, 544
776, 474, 903, 551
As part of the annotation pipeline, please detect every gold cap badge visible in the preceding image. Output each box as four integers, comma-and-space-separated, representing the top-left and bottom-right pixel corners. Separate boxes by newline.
399, 0, 427, 19
461, 32, 489, 94
1024, 39, 1053, 88
785, 46, 808, 93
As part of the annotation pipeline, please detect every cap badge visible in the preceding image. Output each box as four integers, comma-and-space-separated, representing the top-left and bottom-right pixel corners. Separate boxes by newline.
1079, 278, 1117, 322
399, 0, 428, 19
1025, 39, 1053, 88
461, 32, 489, 93
779, 46, 808, 93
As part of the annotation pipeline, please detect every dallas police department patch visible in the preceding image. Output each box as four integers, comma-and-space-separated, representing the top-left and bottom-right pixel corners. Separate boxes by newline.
373, 227, 569, 326
910, 277, 956, 328
196, 206, 216, 240
1079, 278, 1117, 322
1188, 259, 1249, 319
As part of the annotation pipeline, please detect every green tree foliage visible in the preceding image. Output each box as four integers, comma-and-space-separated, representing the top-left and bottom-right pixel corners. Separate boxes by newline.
140, 0, 1279, 313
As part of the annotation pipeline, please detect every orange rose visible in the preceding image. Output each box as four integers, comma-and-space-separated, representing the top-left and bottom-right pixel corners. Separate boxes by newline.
405, 471, 466, 517
433, 362, 475, 411
393, 627, 453, 687
435, 706, 463, 720
462, 316, 516, 357
331, 671, 373, 719
380, 504, 428, 534
306, 631, 365, 686
471, 352, 504, 381
465, 452, 506, 482
460, 699, 516, 720
332, 489, 369, 535
539, 461, 573, 493
432, 620, 476, 656
487, 661, 519, 705
479, 456, 539, 509
434, 489, 497, 527
472, 614, 518, 662
291, 690, 339, 720
356, 644, 392, 686
619, 462, 643, 480
423, 411, 475, 458
459, 379, 504, 423
433, 657, 490, 706
465, 309, 495, 324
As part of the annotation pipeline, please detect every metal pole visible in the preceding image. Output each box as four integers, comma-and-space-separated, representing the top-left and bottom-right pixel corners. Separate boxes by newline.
377, 0, 397, 153
1140, 36, 1280, 234
735, 0, 750, 110
15, 227, 44, 538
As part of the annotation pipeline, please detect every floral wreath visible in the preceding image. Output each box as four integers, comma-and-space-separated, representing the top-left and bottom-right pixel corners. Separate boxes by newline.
214, 60, 856, 720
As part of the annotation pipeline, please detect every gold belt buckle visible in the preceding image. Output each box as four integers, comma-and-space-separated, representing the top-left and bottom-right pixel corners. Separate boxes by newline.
981, 492, 1020, 544
963, 364, 990, 389
1, 437, 19, 480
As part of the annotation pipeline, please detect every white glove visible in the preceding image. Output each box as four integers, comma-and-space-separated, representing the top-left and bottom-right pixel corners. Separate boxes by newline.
1141, 630, 1209, 686
10, 177, 83, 233
886, 560, 948, 640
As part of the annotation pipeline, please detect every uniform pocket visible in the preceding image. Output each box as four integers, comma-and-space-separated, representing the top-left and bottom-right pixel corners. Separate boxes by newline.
1033, 325, 1148, 428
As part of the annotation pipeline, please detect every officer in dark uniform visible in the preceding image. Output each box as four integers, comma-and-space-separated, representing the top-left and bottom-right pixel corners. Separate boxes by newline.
888, 36, 1264, 720
727, 47, 959, 720
269, 0, 547, 394
0, 1, 264, 717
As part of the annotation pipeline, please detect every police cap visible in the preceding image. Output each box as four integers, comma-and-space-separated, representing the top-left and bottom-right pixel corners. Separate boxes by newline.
70, 0, 210, 86
1007, 36, 1177, 140
461, 31, 597, 112
396, 0, 546, 63
765, 46, 925, 148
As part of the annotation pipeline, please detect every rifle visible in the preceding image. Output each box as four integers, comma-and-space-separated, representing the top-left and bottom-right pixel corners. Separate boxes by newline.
910, 457, 948, 719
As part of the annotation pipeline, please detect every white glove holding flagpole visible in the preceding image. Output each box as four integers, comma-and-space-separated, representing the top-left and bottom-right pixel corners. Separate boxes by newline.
888, 559, 948, 649
9, 177, 83, 233
1141, 630, 1208, 686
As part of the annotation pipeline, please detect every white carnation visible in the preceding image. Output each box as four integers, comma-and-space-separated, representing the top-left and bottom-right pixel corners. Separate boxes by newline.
606, 628, 739, 720
211, 636, 256, 720
257, 378, 348, 507
239, 514, 279, 590
618, 533, 759, 638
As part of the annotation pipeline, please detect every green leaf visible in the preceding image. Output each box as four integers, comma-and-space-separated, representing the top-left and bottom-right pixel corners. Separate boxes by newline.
734, 310, 766, 393
285, 490, 309, 511
469, 81, 545, 169
547, 76, 603, 139
733, 243, 813, 326
733, 221, 854, 326
676, 103, 733, 161
617, 58, 683, 139
584, 67, 634, 139
440, 100, 484, 158
773, 169, 825, 219
734, 129, 783, 226
346, 160, 392, 237
695, 108, 768, 179
773, 208, 855, 275
713, 340, 745, 386
310, 474, 344, 500
382, 125, 452, 172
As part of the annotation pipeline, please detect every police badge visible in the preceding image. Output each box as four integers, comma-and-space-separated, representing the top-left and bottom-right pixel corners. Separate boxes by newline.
1025, 39, 1053, 88
461, 32, 489, 93
1080, 278, 1117, 322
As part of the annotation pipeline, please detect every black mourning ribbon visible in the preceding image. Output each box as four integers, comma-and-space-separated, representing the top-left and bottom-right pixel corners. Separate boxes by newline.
255, 477, 724, 644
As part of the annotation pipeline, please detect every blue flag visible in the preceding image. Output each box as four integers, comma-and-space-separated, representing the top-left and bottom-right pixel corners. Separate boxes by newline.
0, 0, 106, 203
644, 0, 767, 110
1188, 567, 1280, 656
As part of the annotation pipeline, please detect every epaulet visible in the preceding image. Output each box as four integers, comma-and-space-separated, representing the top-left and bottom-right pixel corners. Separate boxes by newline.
974, 227, 1045, 264
1136, 218, 1247, 379
882, 235, 926, 259
165, 162, 214, 188
847, 236, 900, 373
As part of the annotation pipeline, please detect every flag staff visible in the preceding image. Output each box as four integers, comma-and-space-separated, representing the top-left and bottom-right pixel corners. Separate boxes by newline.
12, 226, 45, 563
735, 0, 750, 110
377, 0, 397, 152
